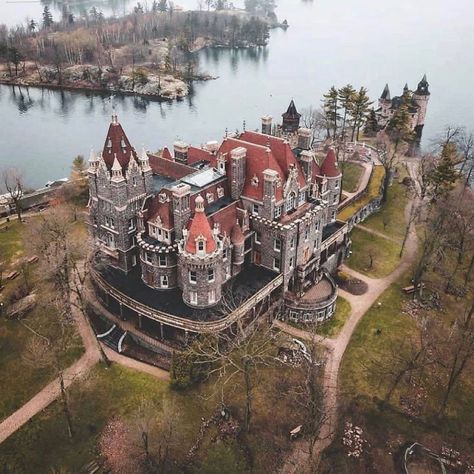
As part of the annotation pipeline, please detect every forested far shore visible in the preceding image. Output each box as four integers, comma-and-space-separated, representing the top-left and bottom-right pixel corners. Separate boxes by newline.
0, 0, 277, 99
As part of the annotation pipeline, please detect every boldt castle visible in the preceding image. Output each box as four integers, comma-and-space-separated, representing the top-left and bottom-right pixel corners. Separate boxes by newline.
87, 101, 352, 347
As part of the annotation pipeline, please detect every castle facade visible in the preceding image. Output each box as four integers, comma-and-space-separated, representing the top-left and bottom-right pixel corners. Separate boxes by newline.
377, 75, 430, 142
87, 102, 350, 341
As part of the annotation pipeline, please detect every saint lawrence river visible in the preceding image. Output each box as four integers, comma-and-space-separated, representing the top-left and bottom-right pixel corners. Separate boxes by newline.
0, 0, 473, 188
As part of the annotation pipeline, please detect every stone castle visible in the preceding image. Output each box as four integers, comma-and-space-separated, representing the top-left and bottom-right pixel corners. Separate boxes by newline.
376, 74, 430, 142
87, 101, 351, 344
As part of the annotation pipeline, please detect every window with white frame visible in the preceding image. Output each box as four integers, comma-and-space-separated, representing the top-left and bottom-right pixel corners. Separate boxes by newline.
255, 231, 261, 244
274, 205, 282, 219
286, 192, 296, 212
273, 257, 281, 271
160, 275, 168, 288
106, 233, 115, 249
197, 240, 205, 252
335, 180, 339, 189
158, 255, 167, 267
289, 257, 294, 269
252, 203, 259, 215
304, 227, 309, 241
208, 289, 216, 304
299, 191, 305, 205
217, 186, 224, 198
223, 247, 228, 261
290, 236, 295, 250
190, 291, 197, 304
274, 238, 281, 252
128, 217, 136, 230
189, 270, 197, 284
145, 251, 153, 263
208, 268, 215, 282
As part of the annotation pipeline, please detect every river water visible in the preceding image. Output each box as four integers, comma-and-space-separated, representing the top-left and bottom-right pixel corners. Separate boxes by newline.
1, 0, 473, 188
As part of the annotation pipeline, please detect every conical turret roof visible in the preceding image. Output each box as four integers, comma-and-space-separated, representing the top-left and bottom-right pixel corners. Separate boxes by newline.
102, 113, 138, 170
185, 196, 217, 254
320, 148, 341, 178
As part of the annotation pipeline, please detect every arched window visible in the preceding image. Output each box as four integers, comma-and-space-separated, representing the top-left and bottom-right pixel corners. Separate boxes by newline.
286, 192, 296, 212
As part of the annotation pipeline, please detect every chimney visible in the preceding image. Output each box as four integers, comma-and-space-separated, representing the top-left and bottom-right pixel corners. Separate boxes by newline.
261, 115, 273, 135
297, 128, 312, 150
173, 141, 189, 163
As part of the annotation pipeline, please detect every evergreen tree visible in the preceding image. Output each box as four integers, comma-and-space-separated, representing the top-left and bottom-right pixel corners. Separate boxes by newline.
338, 84, 356, 140
427, 142, 458, 200
42, 5, 53, 29
28, 19, 37, 32
158, 0, 168, 11
323, 86, 340, 139
350, 86, 372, 141
364, 108, 379, 137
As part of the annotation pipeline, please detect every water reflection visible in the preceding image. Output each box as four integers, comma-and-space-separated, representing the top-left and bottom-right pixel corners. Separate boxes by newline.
9, 86, 35, 114
40, 0, 131, 18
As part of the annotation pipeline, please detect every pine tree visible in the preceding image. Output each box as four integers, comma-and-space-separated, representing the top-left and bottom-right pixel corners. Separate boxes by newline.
42, 5, 53, 29
427, 142, 458, 200
350, 87, 373, 141
158, 0, 168, 11
28, 19, 37, 32
364, 108, 379, 137
323, 86, 340, 139
338, 84, 356, 140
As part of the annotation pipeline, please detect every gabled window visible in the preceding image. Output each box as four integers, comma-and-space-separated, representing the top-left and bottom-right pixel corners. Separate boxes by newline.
197, 240, 205, 252
189, 270, 197, 284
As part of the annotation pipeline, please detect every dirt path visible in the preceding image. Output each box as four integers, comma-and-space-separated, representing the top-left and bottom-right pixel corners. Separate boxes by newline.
280, 197, 419, 473
355, 224, 401, 243
0, 293, 168, 445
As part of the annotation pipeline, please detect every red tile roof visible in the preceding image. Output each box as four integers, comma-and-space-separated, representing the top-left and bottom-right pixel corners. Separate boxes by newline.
185, 197, 217, 254
102, 118, 138, 170
145, 193, 173, 229
231, 220, 245, 245
162, 147, 173, 160
320, 149, 342, 178
240, 131, 306, 188
187, 146, 214, 165
218, 138, 285, 202
209, 202, 239, 238
148, 153, 196, 180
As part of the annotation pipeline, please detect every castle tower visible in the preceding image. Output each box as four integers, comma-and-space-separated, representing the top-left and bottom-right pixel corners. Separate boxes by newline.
87, 114, 153, 273
412, 74, 430, 140
230, 219, 245, 275
179, 196, 223, 309
282, 100, 301, 133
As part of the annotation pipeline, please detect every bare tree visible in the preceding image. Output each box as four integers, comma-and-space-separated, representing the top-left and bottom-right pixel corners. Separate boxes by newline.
437, 297, 474, 417
191, 324, 276, 434
300, 106, 328, 144
2, 167, 24, 221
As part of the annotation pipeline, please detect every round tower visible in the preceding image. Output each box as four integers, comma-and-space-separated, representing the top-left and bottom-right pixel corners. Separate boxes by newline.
178, 195, 223, 309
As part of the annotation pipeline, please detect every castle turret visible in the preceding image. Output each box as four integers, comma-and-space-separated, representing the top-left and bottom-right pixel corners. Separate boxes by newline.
282, 100, 301, 133
380, 84, 391, 101
412, 74, 431, 142
231, 219, 245, 275
319, 148, 342, 223
179, 196, 223, 308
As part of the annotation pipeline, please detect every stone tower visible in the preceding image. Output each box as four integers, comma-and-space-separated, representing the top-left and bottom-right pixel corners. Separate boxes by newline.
88, 113, 153, 273
179, 195, 223, 309
412, 74, 430, 141
281, 100, 301, 133
319, 149, 342, 223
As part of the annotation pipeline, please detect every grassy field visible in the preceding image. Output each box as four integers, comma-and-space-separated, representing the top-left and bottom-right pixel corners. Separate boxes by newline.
346, 228, 401, 278
0, 214, 85, 422
338, 165, 385, 222
341, 162, 364, 193
360, 181, 410, 241
316, 296, 351, 337
0, 349, 304, 473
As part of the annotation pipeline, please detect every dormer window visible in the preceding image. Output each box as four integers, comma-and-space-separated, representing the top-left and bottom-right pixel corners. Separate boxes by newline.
217, 186, 224, 199
107, 138, 112, 149
121, 138, 126, 149
286, 192, 296, 212
158, 193, 167, 203
196, 238, 206, 254
206, 192, 214, 204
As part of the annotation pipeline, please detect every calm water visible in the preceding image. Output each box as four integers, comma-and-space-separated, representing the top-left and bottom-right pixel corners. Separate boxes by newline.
1, 0, 474, 188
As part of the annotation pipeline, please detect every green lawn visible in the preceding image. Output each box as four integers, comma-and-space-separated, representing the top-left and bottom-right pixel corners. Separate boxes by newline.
346, 228, 401, 278
0, 219, 23, 268
361, 181, 410, 241
341, 162, 364, 193
0, 354, 304, 473
316, 296, 351, 338
0, 305, 84, 422
338, 165, 385, 222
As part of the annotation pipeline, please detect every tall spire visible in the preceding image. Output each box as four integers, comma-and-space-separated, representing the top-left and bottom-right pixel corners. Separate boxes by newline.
381, 84, 391, 101
415, 74, 430, 96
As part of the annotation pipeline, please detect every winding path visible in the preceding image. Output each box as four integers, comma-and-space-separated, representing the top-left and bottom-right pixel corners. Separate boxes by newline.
279, 198, 419, 473
0, 294, 168, 445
